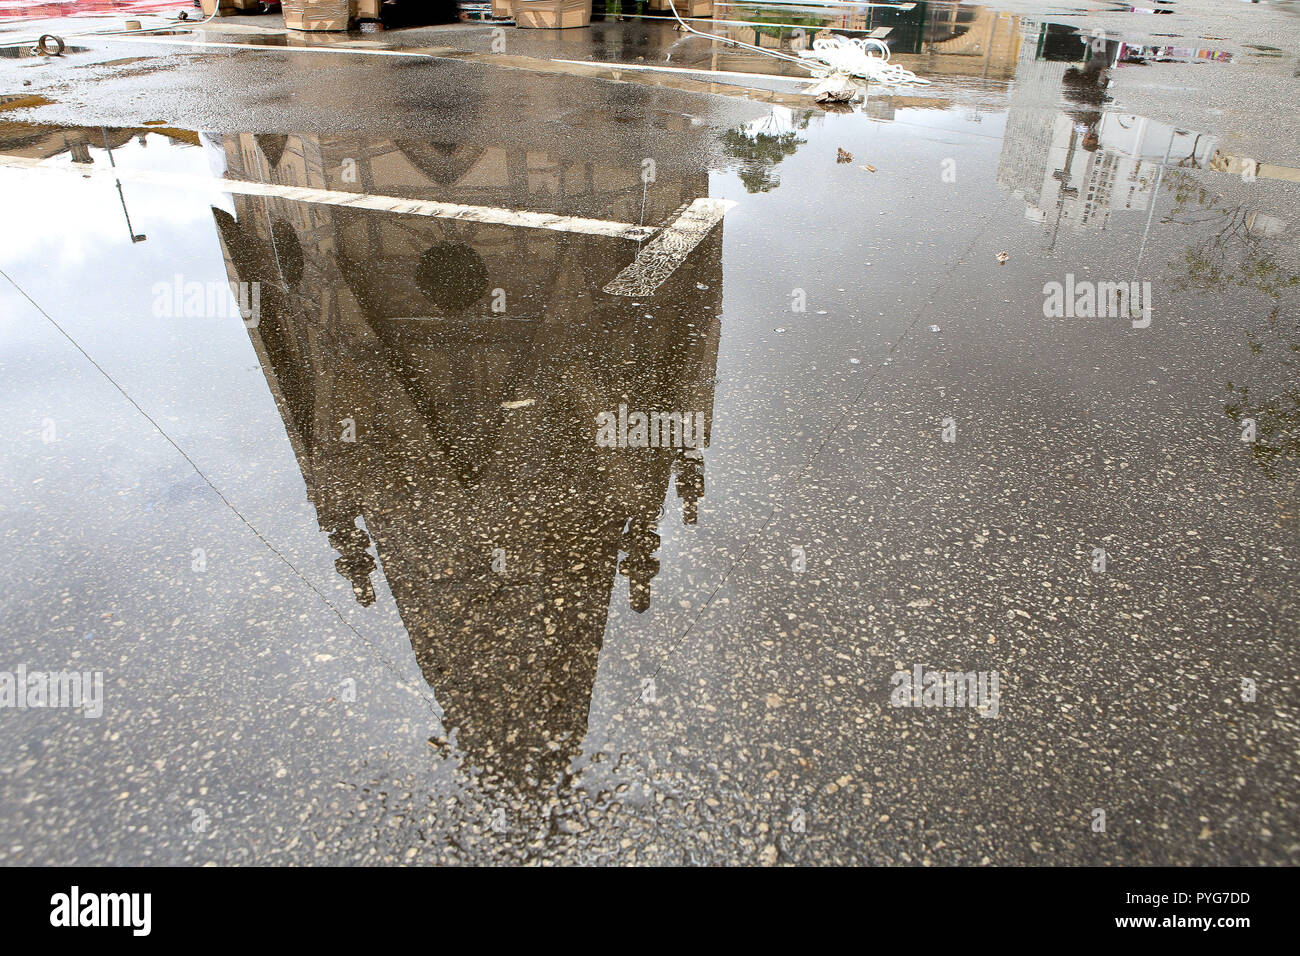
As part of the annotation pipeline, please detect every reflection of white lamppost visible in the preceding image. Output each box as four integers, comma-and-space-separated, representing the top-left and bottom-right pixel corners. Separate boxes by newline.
101, 128, 146, 243
1132, 142, 1170, 288
1046, 124, 1079, 251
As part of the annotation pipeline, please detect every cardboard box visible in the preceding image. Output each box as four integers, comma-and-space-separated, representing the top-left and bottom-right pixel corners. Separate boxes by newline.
491, 0, 513, 16
283, 0, 352, 31
514, 0, 590, 28
647, 0, 711, 16
199, 0, 259, 15
355, 0, 381, 18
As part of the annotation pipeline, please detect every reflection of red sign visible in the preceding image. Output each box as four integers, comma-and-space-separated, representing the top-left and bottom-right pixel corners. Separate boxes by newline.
0, 0, 184, 18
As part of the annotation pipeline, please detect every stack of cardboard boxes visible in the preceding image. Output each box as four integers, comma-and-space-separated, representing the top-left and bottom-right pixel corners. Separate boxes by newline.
282, 0, 350, 30
513, 0, 591, 28
199, 0, 259, 15
280, 0, 382, 30
648, 0, 713, 17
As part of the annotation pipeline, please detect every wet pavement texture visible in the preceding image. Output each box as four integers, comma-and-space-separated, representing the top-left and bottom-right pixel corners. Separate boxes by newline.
0, 1, 1296, 865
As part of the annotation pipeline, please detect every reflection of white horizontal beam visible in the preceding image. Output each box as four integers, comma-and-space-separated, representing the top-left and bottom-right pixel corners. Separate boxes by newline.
92, 34, 439, 57
633, 15, 905, 32
0, 153, 660, 240
716, 1, 915, 8
604, 198, 734, 296
552, 58, 812, 84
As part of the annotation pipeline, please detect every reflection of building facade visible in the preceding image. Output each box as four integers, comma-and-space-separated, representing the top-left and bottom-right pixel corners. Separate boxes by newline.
209, 125, 724, 797
994, 24, 1069, 220
996, 21, 1216, 230
891, 4, 1021, 85
0, 117, 198, 160
999, 108, 1208, 229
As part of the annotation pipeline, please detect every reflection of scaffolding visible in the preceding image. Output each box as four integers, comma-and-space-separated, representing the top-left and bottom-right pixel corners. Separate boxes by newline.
210, 128, 726, 800
709, 0, 1020, 87
715, 0, 959, 53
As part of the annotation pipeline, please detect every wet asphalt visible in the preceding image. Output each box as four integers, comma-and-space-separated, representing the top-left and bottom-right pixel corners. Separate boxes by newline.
0, 1, 1296, 865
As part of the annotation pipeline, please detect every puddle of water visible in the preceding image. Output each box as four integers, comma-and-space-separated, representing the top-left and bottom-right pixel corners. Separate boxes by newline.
0, 7, 1296, 863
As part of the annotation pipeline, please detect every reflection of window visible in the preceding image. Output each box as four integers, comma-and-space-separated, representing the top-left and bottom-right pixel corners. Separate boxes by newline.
270, 219, 305, 286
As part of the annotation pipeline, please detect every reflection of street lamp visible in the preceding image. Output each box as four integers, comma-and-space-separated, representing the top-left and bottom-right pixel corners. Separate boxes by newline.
101, 128, 146, 243
1046, 125, 1080, 251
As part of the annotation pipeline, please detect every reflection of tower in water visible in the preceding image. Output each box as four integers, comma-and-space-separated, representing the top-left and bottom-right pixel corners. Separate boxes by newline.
210, 127, 724, 797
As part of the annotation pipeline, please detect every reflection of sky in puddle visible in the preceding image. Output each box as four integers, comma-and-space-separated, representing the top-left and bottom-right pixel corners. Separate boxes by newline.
0, 132, 218, 268
0, 131, 343, 624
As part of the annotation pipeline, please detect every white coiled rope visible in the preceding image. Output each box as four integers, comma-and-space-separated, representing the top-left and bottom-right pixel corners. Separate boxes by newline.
799, 35, 930, 87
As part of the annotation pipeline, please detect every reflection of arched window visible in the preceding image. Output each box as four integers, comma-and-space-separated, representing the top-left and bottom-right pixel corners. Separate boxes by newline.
395, 142, 484, 186
254, 133, 288, 168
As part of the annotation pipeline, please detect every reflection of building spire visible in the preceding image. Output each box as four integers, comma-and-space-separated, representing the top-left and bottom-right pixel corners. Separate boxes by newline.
325, 519, 377, 607
618, 515, 661, 613
209, 122, 727, 801
675, 448, 704, 526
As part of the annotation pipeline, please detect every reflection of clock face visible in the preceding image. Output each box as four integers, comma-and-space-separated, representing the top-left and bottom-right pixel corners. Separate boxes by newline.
415, 241, 489, 312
